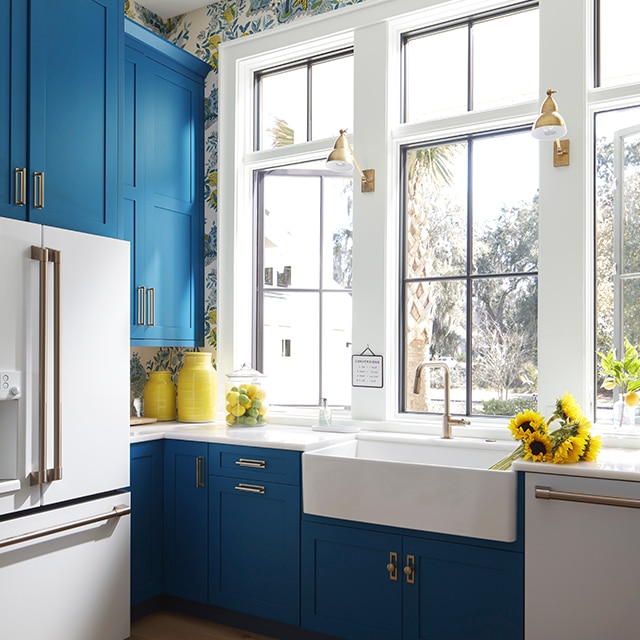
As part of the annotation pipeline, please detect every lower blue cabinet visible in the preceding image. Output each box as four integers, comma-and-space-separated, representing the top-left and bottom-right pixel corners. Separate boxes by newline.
302, 520, 523, 640
163, 439, 209, 603
209, 445, 301, 625
130, 440, 163, 605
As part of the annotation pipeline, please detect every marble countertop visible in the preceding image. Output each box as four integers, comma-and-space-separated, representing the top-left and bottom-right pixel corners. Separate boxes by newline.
130, 420, 355, 451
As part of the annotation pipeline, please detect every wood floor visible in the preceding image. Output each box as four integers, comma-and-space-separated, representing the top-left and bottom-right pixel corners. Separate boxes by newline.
128, 611, 278, 640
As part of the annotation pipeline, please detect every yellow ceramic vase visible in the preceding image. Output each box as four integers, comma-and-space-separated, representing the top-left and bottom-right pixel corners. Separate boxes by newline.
143, 371, 176, 421
177, 352, 217, 422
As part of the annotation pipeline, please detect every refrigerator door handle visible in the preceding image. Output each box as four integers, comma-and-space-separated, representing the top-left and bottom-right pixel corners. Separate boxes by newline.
0, 505, 130, 550
30, 246, 49, 486
48, 249, 63, 482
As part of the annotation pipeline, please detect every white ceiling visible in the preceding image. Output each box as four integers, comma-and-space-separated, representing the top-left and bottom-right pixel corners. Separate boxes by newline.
139, 0, 212, 19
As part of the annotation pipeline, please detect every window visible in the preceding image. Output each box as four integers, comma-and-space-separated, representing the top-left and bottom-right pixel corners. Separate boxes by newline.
256, 51, 353, 149
596, 0, 640, 87
256, 162, 353, 407
220, 0, 640, 436
251, 53, 354, 407
402, 5, 539, 418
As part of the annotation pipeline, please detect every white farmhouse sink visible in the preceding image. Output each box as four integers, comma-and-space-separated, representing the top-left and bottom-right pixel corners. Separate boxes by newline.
302, 432, 518, 542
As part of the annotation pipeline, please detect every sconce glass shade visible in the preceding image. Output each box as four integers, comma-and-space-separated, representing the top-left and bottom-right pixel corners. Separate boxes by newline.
326, 130, 354, 172
531, 89, 567, 140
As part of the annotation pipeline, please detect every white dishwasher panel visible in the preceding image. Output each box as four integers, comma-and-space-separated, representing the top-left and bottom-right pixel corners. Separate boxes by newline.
524, 473, 640, 640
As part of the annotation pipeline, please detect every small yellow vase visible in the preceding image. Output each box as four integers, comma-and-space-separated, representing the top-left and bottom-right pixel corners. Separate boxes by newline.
143, 371, 176, 421
177, 352, 217, 422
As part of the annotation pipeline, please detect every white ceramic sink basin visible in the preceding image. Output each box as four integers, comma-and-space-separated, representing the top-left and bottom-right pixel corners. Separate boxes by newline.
302, 432, 518, 542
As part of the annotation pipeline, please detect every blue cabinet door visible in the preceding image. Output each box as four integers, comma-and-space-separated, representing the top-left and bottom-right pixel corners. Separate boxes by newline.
403, 536, 523, 640
0, 0, 27, 220
163, 439, 208, 603
209, 474, 301, 625
28, 0, 121, 236
130, 440, 164, 605
301, 521, 403, 640
124, 22, 206, 346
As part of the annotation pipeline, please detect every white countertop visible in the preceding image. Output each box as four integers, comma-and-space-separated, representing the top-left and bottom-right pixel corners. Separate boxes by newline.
130, 422, 640, 480
512, 447, 640, 481
130, 420, 355, 451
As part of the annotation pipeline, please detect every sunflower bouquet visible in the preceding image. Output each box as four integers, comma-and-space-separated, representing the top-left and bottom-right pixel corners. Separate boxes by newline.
490, 392, 602, 471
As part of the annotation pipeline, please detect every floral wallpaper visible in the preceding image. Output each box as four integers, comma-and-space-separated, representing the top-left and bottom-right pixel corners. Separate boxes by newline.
125, 0, 368, 405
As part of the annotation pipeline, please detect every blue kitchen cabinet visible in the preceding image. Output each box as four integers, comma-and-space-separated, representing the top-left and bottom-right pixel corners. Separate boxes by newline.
0, 0, 121, 236
163, 439, 209, 603
302, 519, 523, 640
209, 444, 301, 625
124, 20, 209, 346
130, 440, 164, 605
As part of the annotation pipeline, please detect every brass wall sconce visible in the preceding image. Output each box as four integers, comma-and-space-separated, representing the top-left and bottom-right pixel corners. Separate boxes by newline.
326, 129, 375, 192
531, 89, 569, 167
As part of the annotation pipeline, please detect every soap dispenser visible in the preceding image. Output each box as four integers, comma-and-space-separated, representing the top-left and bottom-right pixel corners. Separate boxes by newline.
318, 398, 332, 428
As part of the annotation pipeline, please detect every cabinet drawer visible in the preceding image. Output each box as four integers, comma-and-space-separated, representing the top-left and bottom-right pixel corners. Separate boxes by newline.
209, 444, 300, 485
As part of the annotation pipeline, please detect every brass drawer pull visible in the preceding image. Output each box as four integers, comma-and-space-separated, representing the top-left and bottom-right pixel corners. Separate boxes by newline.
235, 458, 266, 469
387, 551, 398, 581
404, 554, 415, 584
14, 168, 26, 206
234, 483, 266, 494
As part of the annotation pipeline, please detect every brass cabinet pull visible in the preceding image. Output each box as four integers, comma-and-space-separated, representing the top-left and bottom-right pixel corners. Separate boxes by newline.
404, 554, 415, 584
136, 286, 146, 326
235, 458, 266, 469
147, 287, 155, 326
234, 483, 266, 494
387, 551, 398, 581
33, 171, 45, 209
14, 168, 26, 205
196, 456, 206, 488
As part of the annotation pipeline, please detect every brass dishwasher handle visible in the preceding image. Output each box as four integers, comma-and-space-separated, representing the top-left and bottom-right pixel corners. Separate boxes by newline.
535, 486, 640, 509
0, 505, 130, 550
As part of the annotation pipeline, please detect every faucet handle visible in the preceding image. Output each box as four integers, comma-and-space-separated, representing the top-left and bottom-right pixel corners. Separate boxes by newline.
450, 417, 471, 426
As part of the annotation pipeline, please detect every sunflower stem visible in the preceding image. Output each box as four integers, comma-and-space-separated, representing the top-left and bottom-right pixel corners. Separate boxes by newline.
489, 443, 525, 471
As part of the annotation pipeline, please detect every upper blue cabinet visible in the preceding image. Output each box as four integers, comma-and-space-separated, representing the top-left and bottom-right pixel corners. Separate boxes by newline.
124, 19, 209, 346
0, 0, 122, 237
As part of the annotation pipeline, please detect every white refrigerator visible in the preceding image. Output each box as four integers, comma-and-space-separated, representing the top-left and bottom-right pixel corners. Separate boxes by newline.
0, 217, 131, 640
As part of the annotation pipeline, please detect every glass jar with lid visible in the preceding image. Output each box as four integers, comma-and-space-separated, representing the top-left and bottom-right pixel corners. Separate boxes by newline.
225, 365, 268, 427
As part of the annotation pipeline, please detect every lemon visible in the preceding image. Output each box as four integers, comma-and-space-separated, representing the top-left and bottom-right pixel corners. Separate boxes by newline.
230, 404, 246, 417
226, 390, 239, 405
225, 413, 236, 424
255, 388, 267, 401
245, 384, 257, 399
625, 391, 640, 407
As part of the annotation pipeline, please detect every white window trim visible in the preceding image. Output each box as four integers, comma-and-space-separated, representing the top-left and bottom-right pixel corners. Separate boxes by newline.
218, 0, 640, 443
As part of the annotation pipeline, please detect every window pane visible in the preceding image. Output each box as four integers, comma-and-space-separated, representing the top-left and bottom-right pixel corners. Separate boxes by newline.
405, 27, 468, 122
595, 108, 640, 420
405, 279, 467, 414
472, 132, 539, 275
263, 175, 320, 289
260, 67, 307, 148
312, 56, 354, 140
598, 0, 640, 87
623, 130, 640, 274
472, 276, 538, 416
404, 142, 467, 279
472, 10, 538, 110
322, 176, 353, 289
322, 292, 352, 406
263, 291, 319, 406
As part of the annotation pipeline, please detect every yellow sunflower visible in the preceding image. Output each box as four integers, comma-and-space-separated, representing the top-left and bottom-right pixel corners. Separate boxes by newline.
523, 431, 553, 463
580, 434, 602, 462
555, 392, 584, 423
552, 435, 587, 464
508, 410, 547, 441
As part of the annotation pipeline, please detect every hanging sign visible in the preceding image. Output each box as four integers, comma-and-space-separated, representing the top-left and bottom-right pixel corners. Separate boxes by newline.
352, 346, 384, 388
